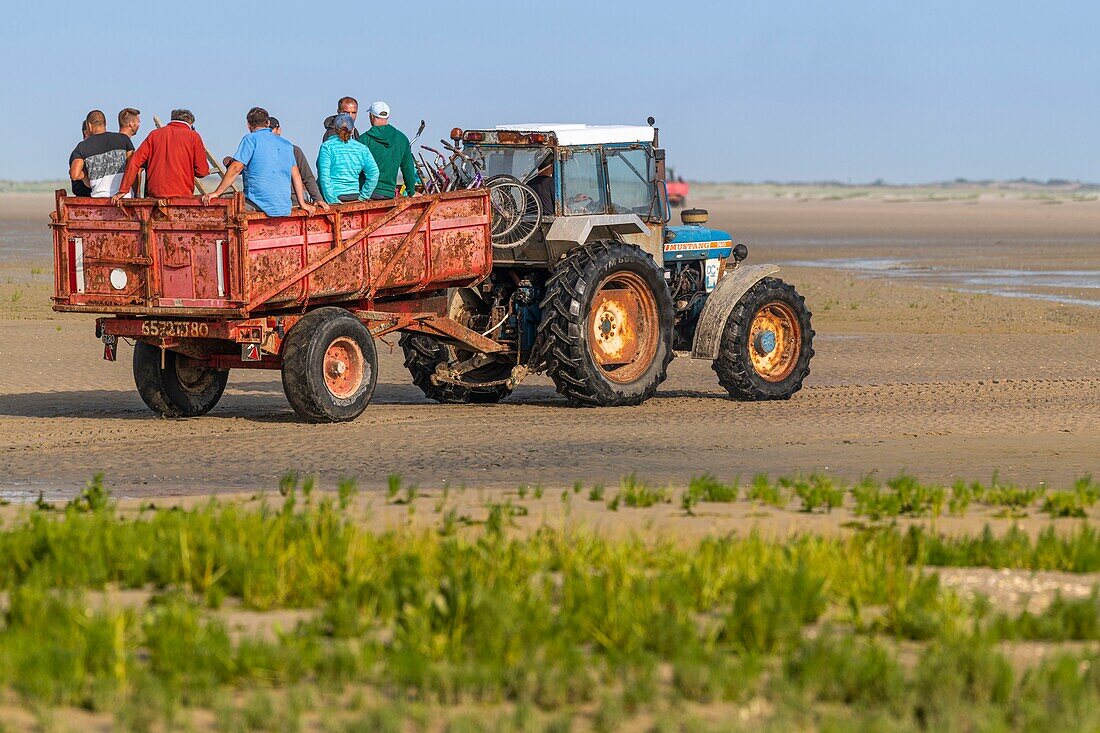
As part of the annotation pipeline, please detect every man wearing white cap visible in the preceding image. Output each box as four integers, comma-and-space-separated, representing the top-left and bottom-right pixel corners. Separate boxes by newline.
357, 101, 418, 198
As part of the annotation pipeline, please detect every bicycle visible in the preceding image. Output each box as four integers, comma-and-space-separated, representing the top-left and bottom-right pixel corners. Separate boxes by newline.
414, 134, 542, 247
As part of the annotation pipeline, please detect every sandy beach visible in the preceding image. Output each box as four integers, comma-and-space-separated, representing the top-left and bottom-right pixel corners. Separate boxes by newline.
0, 188, 1097, 499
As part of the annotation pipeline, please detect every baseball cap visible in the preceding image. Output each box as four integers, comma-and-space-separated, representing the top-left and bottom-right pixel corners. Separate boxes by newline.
369, 101, 390, 118
333, 113, 355, 132
267, 116, 281, 129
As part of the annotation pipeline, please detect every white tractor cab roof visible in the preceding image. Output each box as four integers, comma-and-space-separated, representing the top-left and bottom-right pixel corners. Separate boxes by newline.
459, 124, 656, 147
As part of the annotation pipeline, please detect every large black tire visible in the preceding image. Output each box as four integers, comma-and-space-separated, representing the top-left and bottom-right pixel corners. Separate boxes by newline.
535, 241, 673, 406
713, 277, 814, 400
399, 333, 513, 404
280, 308, 378, 423
133, 341, 228, 418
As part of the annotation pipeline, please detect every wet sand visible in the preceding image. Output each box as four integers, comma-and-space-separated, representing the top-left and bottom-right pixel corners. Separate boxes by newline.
0, 190, 1097, 499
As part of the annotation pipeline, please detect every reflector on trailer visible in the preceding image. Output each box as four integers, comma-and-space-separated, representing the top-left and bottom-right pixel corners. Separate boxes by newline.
102, 335, 117, 362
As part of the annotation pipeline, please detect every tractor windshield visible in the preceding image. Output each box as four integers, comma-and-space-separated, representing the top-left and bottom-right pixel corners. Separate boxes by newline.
606, 147, 655, 216
470, 146, 550, 183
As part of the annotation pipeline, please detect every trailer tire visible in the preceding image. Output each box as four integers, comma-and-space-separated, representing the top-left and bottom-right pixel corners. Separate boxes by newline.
281, 308, 378, 423
133, 341, 228, 418
400, 334, 513, 404
713, 277, 814, 400
535, 240, 673, 406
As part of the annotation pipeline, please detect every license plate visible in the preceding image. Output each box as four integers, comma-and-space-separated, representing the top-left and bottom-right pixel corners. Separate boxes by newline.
139, 320, 211, 338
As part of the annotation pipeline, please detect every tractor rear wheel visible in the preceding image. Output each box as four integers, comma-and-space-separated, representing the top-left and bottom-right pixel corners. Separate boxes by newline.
281, 308, 378, 422
400, 334, 513, 404
713, 277, 814, 400
535, 241, 673, 406
133, 341, 228, 418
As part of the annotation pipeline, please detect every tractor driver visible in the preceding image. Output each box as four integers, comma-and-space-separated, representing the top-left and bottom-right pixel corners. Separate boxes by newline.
526, 153, 555, 215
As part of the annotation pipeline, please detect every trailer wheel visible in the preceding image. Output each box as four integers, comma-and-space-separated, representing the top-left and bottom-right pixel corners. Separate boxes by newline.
535, 241, 673, 406
713, 277, 814, 400
399, 334, 513, 404
133, 341, 228, 418
281, 308, 378, 423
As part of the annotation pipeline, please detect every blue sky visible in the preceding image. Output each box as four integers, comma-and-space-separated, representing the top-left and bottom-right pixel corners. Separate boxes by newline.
2, 0, 1097, 183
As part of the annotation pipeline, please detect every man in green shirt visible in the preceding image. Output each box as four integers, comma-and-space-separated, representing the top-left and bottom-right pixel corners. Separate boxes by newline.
358, 101, 418, 198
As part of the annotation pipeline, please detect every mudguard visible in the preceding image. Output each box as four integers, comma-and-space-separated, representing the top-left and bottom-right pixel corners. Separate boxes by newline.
690, 263, 780, 359
544, 214, 648, 261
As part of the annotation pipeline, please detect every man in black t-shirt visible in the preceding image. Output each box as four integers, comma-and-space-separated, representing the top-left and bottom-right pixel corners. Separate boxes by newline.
69, 121, 93, 197
70, 110, 134, 198
527, 156, 555, 216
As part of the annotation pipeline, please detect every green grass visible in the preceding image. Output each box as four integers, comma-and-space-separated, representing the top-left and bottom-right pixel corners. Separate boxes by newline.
681, 474, 739, 514
608, 474, 669, 509
1042, 476, 1099, 519
782, 474, 844, 513
852, 474, 946, 519
972, 472, 1047, 517
5, 476, 1100, 729
744, 474, 787, 507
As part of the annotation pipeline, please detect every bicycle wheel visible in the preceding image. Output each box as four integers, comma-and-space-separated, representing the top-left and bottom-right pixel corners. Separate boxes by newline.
486, 175, 542, 248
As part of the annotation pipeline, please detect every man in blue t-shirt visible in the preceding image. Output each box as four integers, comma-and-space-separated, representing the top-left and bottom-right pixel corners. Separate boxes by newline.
203, 107, 323, 217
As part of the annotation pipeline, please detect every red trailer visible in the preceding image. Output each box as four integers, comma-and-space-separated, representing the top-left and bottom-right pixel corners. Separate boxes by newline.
51, 189, 510, 421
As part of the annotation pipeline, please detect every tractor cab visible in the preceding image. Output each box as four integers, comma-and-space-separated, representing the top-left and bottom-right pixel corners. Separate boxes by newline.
458, 124, 740, 286
458, 124, 673, 265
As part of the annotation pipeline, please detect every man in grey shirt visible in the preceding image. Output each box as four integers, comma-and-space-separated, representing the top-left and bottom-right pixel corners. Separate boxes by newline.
269, 117, 323, 204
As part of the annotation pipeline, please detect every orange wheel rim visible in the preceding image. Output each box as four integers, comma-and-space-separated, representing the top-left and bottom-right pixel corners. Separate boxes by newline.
323, 337, 365, 399
587, 271, 659, 384
748, 302, 801, 382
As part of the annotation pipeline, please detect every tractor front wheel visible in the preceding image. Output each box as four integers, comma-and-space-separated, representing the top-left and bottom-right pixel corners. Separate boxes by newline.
535, 241, 673, 406
281, 308, 378, 422
713, 277, 814, 400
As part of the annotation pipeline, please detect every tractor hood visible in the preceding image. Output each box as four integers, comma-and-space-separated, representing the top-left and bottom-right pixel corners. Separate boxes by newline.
663, 224, 734, 263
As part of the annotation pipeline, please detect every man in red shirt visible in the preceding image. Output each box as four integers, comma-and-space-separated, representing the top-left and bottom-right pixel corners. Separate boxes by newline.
111, 109, 210, 202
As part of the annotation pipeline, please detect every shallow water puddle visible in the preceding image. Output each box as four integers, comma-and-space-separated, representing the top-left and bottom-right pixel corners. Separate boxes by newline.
783, 258, 1100, 307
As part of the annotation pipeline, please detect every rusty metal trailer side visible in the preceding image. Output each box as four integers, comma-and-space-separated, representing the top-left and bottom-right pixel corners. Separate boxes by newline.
52, 188, 494, 318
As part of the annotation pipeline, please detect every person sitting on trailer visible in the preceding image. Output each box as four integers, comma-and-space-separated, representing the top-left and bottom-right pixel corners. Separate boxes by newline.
112, 109, 210, 202
268, 116, 324, 205
118, 107, 141, 139
358, 101, 418, 199
323, 96, 361, 141
316, 113, 379, 204
70, 109, 134, 198
68, 120, 93, 197
202, 107, 315, 216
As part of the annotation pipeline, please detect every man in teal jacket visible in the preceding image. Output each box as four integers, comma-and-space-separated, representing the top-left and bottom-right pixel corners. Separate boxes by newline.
358, 101, 418, 198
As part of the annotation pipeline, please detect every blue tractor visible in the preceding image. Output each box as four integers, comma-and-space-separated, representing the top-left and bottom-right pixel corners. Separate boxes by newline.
400, 121, 814, 406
